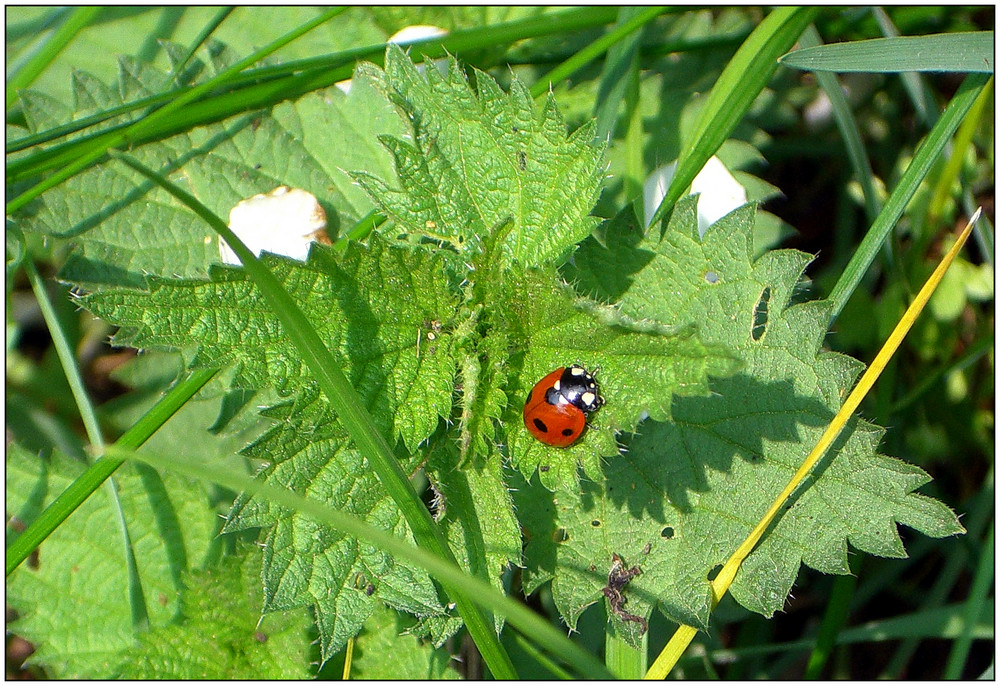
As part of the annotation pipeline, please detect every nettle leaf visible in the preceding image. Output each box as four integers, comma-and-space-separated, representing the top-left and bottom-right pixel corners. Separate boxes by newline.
82, 236, 459, 452
6, 445, 219, 678
348, 602, 460, 680
501, 268, 739, 489
222, 396, 444, 661
351, 44, 604, 268
117, 547, 314, 679
82, 237, 459, 659
13, 48, 402, 289
516, 196, 964, 643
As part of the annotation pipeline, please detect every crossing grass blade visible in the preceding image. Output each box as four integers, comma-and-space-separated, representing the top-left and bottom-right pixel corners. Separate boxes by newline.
5, 6, 101, 109
779, 31, 995, 73
5, 368, 218, 577
646, 7, 817, 230
825, 73, 992, 321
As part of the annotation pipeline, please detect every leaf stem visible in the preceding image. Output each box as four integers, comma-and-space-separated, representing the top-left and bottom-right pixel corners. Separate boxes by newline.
23, 258, 103, 449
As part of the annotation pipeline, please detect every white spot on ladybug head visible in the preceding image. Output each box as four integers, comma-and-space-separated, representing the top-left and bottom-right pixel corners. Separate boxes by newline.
569, 366, 586, 377
553, 380, 561, 391
581, 391, 596, 406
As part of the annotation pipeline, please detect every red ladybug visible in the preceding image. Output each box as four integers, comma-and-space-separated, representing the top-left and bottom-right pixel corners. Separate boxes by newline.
523, 365, 604, 447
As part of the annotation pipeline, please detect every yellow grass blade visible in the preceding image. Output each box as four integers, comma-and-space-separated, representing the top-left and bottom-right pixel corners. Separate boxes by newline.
343, 636, 355, 679
645, 209, 981, 679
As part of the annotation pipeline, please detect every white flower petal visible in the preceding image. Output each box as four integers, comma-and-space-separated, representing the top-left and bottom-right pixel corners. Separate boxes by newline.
220, 186, 328, 266
643, 156, 747, 237
336, 25, 448, 94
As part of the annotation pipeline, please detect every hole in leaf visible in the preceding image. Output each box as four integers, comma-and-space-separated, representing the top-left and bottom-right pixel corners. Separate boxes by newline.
661, 527, 674, 539
591, 519, 602, 528
552, 527, 569, 543
704, 270, 719, 284
707, 564, 723, 581
752, 286, 771, 341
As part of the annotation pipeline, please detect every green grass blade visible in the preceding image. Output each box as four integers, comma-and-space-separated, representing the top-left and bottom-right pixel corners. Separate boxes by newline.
590, 7, 654, 142
5, 10, 626, 186
804, 571, 857, 678
891, 333, 994, 414
623, 56, 644, 204
507, 631, 575, 679
928, 78, 994, 225
169, 6, 235, 82
872, 8, 938, 127
531, 6, 664, 100
779, 31, 994, 73
701, 601, 994, 664
799, 25, 880, 222
6, 66, 358, 184
944, 522, 994, 678
881, 475, 995, 677
5, 368, 217, 577
109, 150, 518, 679
825, 73, 992, 322
607, 629, 648, 678
23, 255, 152, 631
6, 7, 619, 158
648, 6, 818, 229
111, 472, 150, 632
24, 258, 104, 449
5, 7, 345, 215
5, 6, 101, 109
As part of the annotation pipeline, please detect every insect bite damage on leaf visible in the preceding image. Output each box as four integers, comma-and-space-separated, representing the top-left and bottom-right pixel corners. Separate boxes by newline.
602, 553, 647, 634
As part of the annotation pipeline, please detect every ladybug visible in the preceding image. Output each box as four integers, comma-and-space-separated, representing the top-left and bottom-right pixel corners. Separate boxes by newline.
523, 365, 604, 447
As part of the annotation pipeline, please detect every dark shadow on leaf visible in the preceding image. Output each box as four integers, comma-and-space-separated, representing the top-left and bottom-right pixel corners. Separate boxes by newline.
134, 461, 193, 621
507, 467, 559, 594
54, 113, 261, 241
561, 205, 655, 304
607, 372, 834, 518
